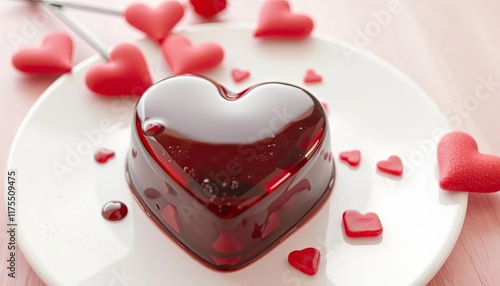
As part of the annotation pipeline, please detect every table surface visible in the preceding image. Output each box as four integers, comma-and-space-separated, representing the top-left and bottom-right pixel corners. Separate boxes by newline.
1, 0, 500, 285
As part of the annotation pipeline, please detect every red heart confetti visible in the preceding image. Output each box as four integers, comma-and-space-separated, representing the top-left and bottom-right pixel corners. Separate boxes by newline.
342, 209, 383, 238
339, 150, 361, 167
94, 148, 115, 164
438, 132, 500, 193
254, 0, 314, 40
85, 43, 153, 96
12, 31, 73, 74
124, 1, 185, 44
377, 155, 403, 176
304, 69, 322, 84
288, 247, 321, 275
162, 35, 224, 75
190, 0, 227, 18
231, 68, 250, 83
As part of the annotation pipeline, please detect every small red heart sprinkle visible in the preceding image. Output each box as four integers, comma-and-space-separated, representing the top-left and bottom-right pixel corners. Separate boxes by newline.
189, 0, 227, 18
304, 69, 322, 84
254, 0, 314, 40
339, 150, 361, 167
377, 155, 403, 176
438, 132, 500, 193
162, 35, 224, 75
288, 247, 320, 275
85, 43, 153, 96
124, 1, 185, 44
94, 148, 115, 164
342, 209, 383, 238
12, 31, 73, 74
231, 68, 250, 83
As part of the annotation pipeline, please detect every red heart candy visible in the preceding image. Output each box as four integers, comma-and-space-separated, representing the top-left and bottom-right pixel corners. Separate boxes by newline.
438, 132, 500, 193
254, 0, 314, 40
231, 68, 250, 83
12, 32, 73, 74
94, 148, 115, 164
303, 69, 322, 84
339, 150, 361, 167
124, 1, 184, 44
342, 209, 383, 238
190, 0, 227, 18
85, 43, 153, 96
162, 35, 224, 75
288, 247, 320, 275
377, 155, 403, 176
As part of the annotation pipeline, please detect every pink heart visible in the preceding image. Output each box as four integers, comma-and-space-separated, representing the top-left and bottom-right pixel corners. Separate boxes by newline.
94, 148, 115, 164
231, 68, 250, 83
85, 43, 153, 96
124, 1, 184, 44
342, 209, 383, 238
162, 35, 224, 75
377, 155, 403, 176
339, 150, 361, 167
303, 69, 322, 84
288, 247, 320, 275
12, 32, 73, 74
438, 132, 500, 193
254, 0, 314, 39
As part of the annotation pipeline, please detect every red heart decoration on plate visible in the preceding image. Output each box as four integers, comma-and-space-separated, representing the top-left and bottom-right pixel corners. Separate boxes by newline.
12, 32, 73, 74
288, 247, 321, 275
85, 43, 153, 96
124, 1, 184, 44
94, 148, 115, 164
339, 150, 361, 167
342, 209, 383, 238
438, 132, 500, 193
162, 35, 224, 75
189, 0, 227, 18
231, 68, 250, 83
303, 69, 322, 84
377, 155, 403, 176
254, 0, 314, 39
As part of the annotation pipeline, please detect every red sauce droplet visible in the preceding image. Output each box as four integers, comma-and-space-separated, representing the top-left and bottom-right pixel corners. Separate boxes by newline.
102, 201, 128, 222
94, 148, 115, 163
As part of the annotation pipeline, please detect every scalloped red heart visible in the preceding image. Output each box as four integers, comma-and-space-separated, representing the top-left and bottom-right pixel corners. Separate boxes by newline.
254, 0, 314, 39
85, 43, 153, 96
162, 35, 224, 75
438, 132, 500, 193
12, 32, 73, 74
124, 1, 184, 44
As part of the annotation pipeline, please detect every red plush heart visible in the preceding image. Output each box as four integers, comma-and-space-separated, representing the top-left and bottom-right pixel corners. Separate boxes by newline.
342, 209, 383, 238
377, 155, 403, 176
190, 0, 227, 18
162, 35, 224, 75
303, 69, 322, 84
288, 247, 320, 275
124, 1, 184, 44
254, 0, 314, 39
85, 43, 153, 96
339, 150, 361, 167
94, 148, 115, 164
231, 68, 250, 83
438, 132, 500, 193
12, 32, 73, 74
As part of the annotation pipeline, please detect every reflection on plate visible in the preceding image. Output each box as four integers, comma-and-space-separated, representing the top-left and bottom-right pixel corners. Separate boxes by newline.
7, 23, 467, 286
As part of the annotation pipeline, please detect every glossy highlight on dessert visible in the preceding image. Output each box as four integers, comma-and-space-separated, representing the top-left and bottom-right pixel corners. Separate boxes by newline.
126, 75, 335, 270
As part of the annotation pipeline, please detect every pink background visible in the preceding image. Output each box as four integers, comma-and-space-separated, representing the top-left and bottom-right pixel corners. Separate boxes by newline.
1, 0, 500, 285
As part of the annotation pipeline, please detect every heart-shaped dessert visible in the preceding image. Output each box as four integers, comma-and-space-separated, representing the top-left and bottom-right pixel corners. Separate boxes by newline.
288, 247, 321, 275
162, 35, 224, 75
438, 131, 500, 193
339, 150, 361, 167
12, 31, 73, 74
342, 209, 383, 238
126, 75, 334, 270
254, 0, 314, 40
85, 43, 153, 96
124, 1, 184, 43
377, 155, 403, 176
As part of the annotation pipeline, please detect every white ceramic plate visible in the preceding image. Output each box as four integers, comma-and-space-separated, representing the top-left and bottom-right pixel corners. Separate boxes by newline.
7, 24, 467, 286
